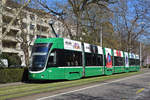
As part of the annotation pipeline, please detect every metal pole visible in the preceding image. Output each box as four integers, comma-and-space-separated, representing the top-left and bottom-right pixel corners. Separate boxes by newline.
100, 25, 103, 47
140, 42, 142, 67
147, 56, 148, 68
49, 24, 57, 37
48, 20, 58, 38
81, 43, 85, 77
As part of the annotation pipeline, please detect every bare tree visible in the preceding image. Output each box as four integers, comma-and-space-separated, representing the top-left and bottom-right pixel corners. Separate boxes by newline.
33, 0, 74, 38
16, 11, 36, 66
113, 0, 150, 52
67, 0, 116, 45
33, 0, 116, 43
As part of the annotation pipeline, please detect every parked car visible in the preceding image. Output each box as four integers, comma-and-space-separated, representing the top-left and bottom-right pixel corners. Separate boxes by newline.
0, 59, 8, 67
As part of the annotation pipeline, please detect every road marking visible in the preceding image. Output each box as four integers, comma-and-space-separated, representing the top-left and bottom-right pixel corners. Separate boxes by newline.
37, 72, 150, 100
136, 88, 145, 94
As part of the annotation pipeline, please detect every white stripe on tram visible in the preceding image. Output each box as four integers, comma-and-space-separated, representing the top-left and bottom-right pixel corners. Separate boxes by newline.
58, 66, 104, 68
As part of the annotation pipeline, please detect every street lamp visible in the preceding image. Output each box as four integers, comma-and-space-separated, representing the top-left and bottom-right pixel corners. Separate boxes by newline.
139, 22, 145, 67
140, 42, 142, 67
48, 19, 58, 37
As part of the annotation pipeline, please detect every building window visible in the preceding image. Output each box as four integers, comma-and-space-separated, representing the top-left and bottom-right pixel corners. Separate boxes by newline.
30, 24, 35, 30
30, 14, 35, 20
22, 23, 27, 29
36, 35, 47, 38
2, 15, 12, 24
4, 7, 13, 13
2, 40, 17, 49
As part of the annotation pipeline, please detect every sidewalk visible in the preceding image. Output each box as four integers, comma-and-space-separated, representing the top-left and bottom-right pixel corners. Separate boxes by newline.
0, 82, 25, 88
140, 68, 149, 72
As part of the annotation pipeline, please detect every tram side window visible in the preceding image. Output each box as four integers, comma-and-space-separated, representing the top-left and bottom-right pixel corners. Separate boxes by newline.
129, 58, 135, 66
97, 54, 103, 66
114, 57, 124, 66
135, 59, 140, 65
85, 53, 93, 66
47, 51, 57, 67
57, 49, 82, 66
85, 53, 103, 66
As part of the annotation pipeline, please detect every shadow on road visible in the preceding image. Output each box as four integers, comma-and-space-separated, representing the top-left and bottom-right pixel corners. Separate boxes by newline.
23, 79, 67, 84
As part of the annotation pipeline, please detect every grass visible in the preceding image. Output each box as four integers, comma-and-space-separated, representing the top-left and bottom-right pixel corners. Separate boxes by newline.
0, 71, 143, 100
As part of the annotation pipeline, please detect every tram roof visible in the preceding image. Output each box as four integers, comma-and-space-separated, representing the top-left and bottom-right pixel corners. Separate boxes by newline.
34, 38, 63, 43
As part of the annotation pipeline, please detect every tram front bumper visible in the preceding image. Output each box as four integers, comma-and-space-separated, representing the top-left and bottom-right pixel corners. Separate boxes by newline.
28, 72, 48, 80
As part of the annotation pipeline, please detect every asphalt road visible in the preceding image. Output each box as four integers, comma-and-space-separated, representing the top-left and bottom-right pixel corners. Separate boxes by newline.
35, 72, 150, 100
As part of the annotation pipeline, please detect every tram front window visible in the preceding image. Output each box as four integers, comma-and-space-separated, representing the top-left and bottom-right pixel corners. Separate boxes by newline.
31, 55, 47, 71
30, 43, 52, 71
33, 43, 51, 53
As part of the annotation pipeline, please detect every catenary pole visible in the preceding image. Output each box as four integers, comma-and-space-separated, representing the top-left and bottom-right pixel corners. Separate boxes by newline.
100, 25, 103, 47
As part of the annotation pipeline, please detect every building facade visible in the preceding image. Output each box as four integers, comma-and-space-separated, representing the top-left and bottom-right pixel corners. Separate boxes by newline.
0, 0, 74, 66
144, 56, 150, 66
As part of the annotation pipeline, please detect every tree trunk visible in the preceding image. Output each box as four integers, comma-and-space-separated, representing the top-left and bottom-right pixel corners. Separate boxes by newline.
24, 47, 29, 67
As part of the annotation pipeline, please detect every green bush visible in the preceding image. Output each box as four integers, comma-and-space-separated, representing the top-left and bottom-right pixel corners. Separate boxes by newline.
1, 53, 21, 67
8, 55, 21, 66
0, 67, 28, 83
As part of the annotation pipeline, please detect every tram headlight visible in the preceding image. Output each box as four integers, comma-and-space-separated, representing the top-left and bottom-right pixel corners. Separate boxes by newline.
32, 74, 35, 77
41, 75, 44, 78
49, 70, 52, 72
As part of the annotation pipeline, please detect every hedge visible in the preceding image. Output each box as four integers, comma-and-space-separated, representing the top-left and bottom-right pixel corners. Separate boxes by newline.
0, 67, 28, 83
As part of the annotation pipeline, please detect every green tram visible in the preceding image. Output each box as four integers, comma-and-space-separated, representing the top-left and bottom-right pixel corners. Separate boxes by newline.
29, 38, 140, 80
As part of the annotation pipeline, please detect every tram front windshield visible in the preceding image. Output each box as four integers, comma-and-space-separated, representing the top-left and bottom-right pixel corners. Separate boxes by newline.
30, 43, 52, 71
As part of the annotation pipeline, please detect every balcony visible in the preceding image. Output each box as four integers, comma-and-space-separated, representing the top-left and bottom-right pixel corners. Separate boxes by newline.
2, 28, 19, 41
2, 47, 21, 53
3, 36, 17, 41
2, 40, 21, 53
3, 11, 15, 18
2, 15, 20, 29
2, 24, 20, 31
3, 7, 15, 18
